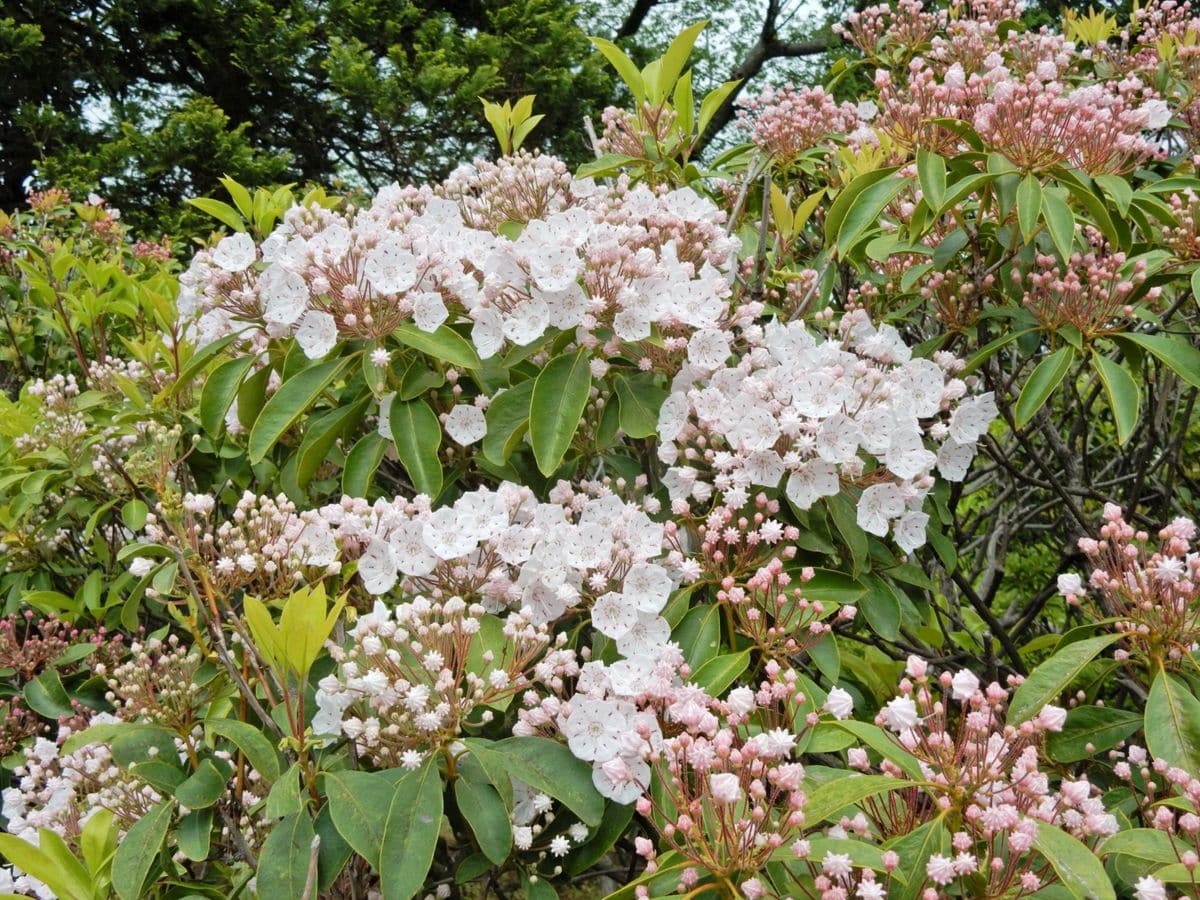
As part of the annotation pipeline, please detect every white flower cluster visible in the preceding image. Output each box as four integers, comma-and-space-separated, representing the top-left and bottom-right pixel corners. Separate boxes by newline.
177, 159, 739, 361
657, 310, 997, 551
299, 482, 680, 650
0, 715, 162, 900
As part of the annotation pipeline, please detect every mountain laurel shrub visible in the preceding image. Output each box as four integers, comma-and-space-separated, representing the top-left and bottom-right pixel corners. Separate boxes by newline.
2, 4, 1200, 898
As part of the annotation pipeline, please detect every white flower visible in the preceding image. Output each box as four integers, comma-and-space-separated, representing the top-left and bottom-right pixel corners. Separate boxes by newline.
621, 563, 672, 614
592, 592, 637, 639
261, 265, 309, 325
926, 854, 956, 886
412, 291, 448, 332
295, 310, 338, 358
785, 460, 840, 510
687, 329, 731, 371
893, 510, 929, 553
1142, 99, 1171, 130
1133, 876, 1168, 900
358, 539, 397, 595
364, 235, 418, 294
1057, 573, 1085, 597
128, 557, 155, 578
882, 696, 919, 732
824, 687, 854, 720
950, 670, 979, 701
857, 483, 906, 536
709, 772, 741, 805
564, 699, 631, 762
212, 232, 256, 272
948, 392, 997, 444
445, 405, 487, 445
616, 611, 671, 658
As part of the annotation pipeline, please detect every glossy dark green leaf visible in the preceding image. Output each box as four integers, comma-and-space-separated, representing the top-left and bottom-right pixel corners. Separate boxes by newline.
248, 357, 347, 463
1014, 345, 1075, 429
257, 811, 316, 900
529, 348, 591, 475
388, 398, 443, 497
454, 778, 512, 864
199, 354, 256, 436
111, 799, 172, 900
380, 758, 444, 900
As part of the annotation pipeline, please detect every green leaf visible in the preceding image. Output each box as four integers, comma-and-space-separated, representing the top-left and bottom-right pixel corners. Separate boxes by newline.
808, 634, 840, 682
200, 355, 256, 436
1008, 634, 1120, 723
825, 168, 898, 247
1098, 828, 1186, 865
177, 808, 213, 863
325, 771, 392, 870
860, 574, 901, 642
916, 150, 946, 212
690, 650, 751, 696
389, 398, 444, 497
1032, 821, 1115, 900
1016, 174, 1043, 242
1091, 353, 1140, 445
673, 603, 721, 670
483, 380, 534, 466
342, 432, 389, 496
0, 834, 88, 900
315, 804, 353, 892
805, 775, 912, 824
1041, 189, 1076, 261
175, 758, 229, 809
829, 721, 924, 779
30, 830, 92, 900
1115, 331, 1200, 389
111, 799, 172, 900
248, 357, 347, 463
206, 719, 282, 784
393, 324, 481, 369
1014, 345, 1076, 429
1047, 706, 1144, 763
562, 801, 635, 877
589, 37, 644, 104
186, 197, 245, 232
121, 498, 148, 532
656, 21, 706, 102
962, 327, 1039, 376
826, 494, 868, 575
1145, 669, 1200, 773
24, 669, 74, 718
613, 374, 667, 439
885, 816, 948, 900
835, 174, 910, 256
464, 737, 603, 826
294, 397, 368, 488
219, 176, 254, 220
258, 811, 316, 900
529, 348, 592, 475
454, 778, 512, 865
380, 758, 444, 900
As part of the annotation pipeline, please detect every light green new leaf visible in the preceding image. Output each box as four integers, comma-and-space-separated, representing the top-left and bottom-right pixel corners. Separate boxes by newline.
530, 348, 592, 475
185, 197, 245, 232
0, 833, 89, 900
589, 37, 644, 104
278, 583, 346, 677
242, 596, 285, 673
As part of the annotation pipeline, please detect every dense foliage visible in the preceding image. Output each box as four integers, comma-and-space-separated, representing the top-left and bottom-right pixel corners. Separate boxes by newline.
3, 3, 1200, 898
